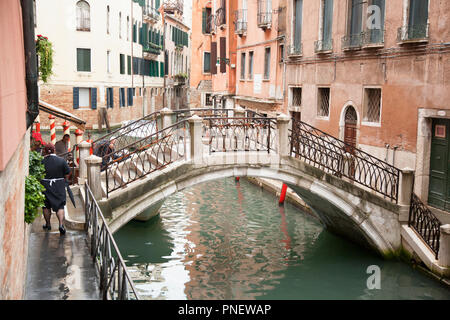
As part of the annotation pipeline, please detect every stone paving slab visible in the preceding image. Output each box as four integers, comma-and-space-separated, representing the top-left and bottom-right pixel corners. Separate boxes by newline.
25, 214, 100, 300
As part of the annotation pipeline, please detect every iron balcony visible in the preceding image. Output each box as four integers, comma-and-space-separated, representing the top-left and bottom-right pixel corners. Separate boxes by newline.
397, 23, 429, 43
314, 38, 333, 53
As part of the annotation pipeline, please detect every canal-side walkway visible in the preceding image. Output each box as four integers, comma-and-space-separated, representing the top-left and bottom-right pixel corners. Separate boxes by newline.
24, 211, 100, 300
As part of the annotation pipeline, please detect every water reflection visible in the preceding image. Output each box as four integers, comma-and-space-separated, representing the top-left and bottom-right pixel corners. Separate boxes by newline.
115, 178, 450, 300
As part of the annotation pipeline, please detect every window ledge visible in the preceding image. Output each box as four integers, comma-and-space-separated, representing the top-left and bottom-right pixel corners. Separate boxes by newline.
361, 121, 381, 127
316, 115, 330, 121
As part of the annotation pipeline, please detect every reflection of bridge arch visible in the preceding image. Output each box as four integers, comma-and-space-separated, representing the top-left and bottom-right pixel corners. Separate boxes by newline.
101, 156, 401, 258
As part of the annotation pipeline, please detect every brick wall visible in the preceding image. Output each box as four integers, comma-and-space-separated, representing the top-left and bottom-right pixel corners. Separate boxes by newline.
0, 131, 30, 299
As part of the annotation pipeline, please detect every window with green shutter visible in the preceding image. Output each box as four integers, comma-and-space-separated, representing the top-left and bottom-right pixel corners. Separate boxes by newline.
120, 54, 125, 74
77, 48, 91, 72
127, 55, 131, 75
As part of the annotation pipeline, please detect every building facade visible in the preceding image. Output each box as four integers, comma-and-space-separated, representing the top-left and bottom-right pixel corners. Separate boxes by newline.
163, 1, 191, 110
283, 0, 450, 216
35, 0, 165, 130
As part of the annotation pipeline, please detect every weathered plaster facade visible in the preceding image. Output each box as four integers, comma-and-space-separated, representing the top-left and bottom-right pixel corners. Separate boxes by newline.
0, 0, 31, 299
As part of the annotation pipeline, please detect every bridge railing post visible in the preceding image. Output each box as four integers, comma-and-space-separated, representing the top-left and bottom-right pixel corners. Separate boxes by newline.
398, 169, 415, 222
438, 225, 450, 269
78, 141, 91, 184
277, 114, 291, 157
86, 155, 103, 201
160, 107, 175, 129
188, 115, 203, 164
234, 106, 245, 118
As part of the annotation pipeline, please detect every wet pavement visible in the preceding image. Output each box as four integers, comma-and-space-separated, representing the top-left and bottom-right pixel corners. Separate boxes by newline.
25, 213, 100, 300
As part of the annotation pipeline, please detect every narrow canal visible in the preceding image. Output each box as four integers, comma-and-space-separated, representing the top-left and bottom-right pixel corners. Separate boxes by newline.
115, 178, 450, 300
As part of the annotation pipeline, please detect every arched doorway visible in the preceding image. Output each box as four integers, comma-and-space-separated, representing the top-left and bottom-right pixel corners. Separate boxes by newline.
344, 106, 358, 153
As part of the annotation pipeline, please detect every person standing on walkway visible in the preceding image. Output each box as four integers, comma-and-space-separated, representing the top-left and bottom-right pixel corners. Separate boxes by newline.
41, 143, 70, 235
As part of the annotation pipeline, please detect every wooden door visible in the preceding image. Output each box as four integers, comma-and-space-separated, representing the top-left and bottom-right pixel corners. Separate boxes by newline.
428, 119, 450, 211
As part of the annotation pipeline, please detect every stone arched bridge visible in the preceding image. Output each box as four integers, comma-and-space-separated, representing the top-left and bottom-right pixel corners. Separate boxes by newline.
72, 108, 449, 276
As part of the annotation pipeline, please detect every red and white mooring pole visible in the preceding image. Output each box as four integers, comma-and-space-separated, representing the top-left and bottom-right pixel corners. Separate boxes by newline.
49, 114, 56, 145
62, 120, 71, 151
279, 183, 288, 205
34, 114, 41, 133
75, 129, 83, 165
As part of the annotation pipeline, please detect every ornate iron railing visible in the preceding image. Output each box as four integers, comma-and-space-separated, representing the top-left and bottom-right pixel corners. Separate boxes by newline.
314, 38, 333, 53
104, 119, 188, 195
289, 119, 400, 202
84, 183, 139, 300
215, 7, 226, 26
92, 111, 162, 162
205, 117, 275, 154
174, 108, 234, 122
362, 29, 385, 46
342, 33, 364, 49
234, 9, 248, 34
408, 193, 441, 258
397, 23, 429, 42
287, 44, 302, 57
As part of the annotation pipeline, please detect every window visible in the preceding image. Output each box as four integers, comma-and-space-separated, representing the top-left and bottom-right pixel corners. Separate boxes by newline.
127, 16, 130, 41
366, 0, 385, 44
107, 51, 111, 73
79, 88, 90, 107
317, 0, 333, 51
292, 0, 303, 52
127, 88, 134, 106
205, 93, 213, 107
119, 88, 125, 107
119, 12, 122, 38
106, 88, 114, 108
120, 54, 125, 74
344, 0, 363, 48
264, 47, 270, 80
76, 1, 90, 31
248, 51, 254, 79
291, 87, 302, 107
279, 45, 284, 62
73, 87, 97, 109
240, 52, 246, 80
128, 56, 132, 75
107, 6, 110, 34
363, 88, 381, 123
203, 52, 211, 73
202, 8, 212, 34
405, 0, 429, 40
77, 48, 91, 72
317, 87, 330, 117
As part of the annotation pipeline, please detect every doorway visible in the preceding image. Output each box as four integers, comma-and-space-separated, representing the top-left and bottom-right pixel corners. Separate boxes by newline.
428, 118, 450, 211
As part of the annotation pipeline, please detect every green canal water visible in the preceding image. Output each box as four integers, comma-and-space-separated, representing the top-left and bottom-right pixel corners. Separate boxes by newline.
114, 178, 450, 300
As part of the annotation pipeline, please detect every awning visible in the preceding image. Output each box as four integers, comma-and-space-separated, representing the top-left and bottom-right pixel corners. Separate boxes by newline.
38, 100, 86, 130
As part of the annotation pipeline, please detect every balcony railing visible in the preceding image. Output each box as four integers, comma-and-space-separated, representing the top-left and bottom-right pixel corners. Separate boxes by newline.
143, 42, 162, 55
257, 12, 272, 29
163, 0, 183, 15
143, 6, 160, 22
362, 29, 385, 46
342, 33, 364, 50
287, 44, 302, 57
216, 7, 226, 26
397, 23, 429, 43
314, 38, 333, 53
234, 9, 248, 35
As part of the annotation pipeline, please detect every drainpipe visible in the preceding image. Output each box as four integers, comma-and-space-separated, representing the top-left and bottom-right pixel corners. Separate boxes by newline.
392, 145, 399, 167
384, 144, 390, 163
21, 0, 39, 129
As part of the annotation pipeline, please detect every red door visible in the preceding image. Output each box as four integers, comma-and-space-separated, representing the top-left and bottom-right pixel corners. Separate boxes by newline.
344, 106, 358, 177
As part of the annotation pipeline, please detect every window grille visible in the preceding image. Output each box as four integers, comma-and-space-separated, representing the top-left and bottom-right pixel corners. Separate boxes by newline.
76, 1, 90, 31
292, 88, 302, 107
318, 88, 330, 117
364, 89, 381, 123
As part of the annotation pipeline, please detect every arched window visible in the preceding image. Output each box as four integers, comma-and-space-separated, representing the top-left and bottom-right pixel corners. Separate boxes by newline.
107, 6, 110, 34
76, 1, 90, 31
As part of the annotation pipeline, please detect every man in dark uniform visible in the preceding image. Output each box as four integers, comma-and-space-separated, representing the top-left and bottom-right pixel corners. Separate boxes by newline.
41, 143, 70, 235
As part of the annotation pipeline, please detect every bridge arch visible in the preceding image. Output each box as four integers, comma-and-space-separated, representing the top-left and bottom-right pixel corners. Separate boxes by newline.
100, 157, 401, 258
